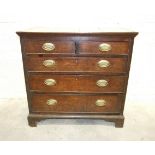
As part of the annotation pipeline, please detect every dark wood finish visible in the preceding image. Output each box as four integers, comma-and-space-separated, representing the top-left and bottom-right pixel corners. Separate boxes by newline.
115, 119, 124, 127
16, 31, 138, 38
17, 31, 138, 128
26, 56, 128, 74
23, 40, 75, 53
78, 41, 129, 54
31, 93, 123, 113
28, 74, 127, 93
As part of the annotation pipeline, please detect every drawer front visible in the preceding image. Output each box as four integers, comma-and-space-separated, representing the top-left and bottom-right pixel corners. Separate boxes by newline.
23, 40, 75, 53
31, 94, 122, 113
28, 75, 127, 93
26, 56, 128, 73
79, 41, 129, 55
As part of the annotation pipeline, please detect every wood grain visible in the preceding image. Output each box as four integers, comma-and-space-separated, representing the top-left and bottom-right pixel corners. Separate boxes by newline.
28, 74, 127, 93
31, 93, 123, 113
78, 41, 129, 54
26, 56, 128, 74
23, 40, 75, 53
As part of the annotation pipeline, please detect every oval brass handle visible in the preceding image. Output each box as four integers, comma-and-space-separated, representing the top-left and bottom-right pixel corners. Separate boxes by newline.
46, 99, 57, 106
95, 99, 106, 107
98, 60, 110, 68
43, 60, 56, 67
42, 43, 55, 51
96, 79, 108, 87
44, 79, 56, 86
99, 43, 111, 52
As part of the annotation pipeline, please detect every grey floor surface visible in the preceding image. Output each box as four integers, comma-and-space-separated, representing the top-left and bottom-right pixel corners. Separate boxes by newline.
0, 98, 155, 141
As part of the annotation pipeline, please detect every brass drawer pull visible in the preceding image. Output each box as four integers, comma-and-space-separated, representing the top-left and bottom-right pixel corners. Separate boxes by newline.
96, 79, 108, 87
43, 60, 56, 67
98, 60, 110, 68
95, 99, 106, 107
99, 43, 111, 52
44, 79, 56, 86
46, 99, 57, 106
42, 43, 55, 51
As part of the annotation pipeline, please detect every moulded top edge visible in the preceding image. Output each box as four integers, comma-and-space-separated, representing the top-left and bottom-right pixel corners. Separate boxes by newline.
16, 26, 138, 35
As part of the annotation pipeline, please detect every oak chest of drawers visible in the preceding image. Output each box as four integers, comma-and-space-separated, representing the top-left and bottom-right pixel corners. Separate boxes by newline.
17, 29, 138, 127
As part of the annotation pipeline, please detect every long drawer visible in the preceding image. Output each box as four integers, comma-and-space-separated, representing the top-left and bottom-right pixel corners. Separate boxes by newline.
28, 74, 127, 93
31, 93, 123, 113
25, 56, 128, 74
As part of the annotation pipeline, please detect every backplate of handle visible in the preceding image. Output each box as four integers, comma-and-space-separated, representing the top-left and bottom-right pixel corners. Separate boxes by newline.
98, 60, 110, 68
99, 43, 111, 52
43, 59, 56, 67
44, 79, 56, 86
95, 99, 106, 106
96, 79, 108, 87
42, 42, 55, 51
46, 99, 57, 106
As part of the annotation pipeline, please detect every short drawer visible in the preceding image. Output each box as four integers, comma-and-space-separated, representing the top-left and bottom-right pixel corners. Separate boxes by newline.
28, 75, 127, 93
78, 41, 129, 55
23, 40, 75, 54
31, 93, 122, 113
26, 56, 128, 74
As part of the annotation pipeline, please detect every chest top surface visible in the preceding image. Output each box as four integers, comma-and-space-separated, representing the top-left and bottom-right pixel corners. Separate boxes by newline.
16, 26, 138, 36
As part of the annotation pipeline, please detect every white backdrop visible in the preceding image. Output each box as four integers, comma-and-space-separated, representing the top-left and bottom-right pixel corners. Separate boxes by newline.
0, 0, 155, 104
